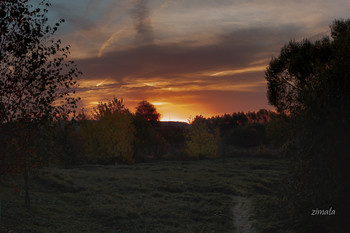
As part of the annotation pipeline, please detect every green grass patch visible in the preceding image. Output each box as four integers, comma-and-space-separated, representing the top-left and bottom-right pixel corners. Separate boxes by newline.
0, 157, 287, 233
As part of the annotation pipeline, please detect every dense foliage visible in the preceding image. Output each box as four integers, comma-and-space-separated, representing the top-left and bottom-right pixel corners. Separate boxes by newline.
79, 98, 135, 164
133, 114, 167, 161
135, 100, 160, 122
187, 110, 277, 149
185, 116, 218, 159
0, 0, 80, 123
265, 19, 350, 233
50, 104, 275, 166
0, 0, 80, 208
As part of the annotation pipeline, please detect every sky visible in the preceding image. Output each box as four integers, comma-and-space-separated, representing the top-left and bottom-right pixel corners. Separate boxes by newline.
49, 0, 350, 122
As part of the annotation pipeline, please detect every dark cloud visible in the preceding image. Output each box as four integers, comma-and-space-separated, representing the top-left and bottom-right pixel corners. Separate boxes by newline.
74, 24, 301, 115
76, 25, 301, 81
130, 0, 154, 45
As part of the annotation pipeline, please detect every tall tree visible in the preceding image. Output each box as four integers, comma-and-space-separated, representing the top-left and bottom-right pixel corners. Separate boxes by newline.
265, 19, 350, 232
0, 0, 80, 208
135, 100, 160, 122
265, 38, 331, 113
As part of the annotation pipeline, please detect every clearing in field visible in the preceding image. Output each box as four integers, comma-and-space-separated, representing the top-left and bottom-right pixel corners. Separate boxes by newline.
0, 157, 286, 233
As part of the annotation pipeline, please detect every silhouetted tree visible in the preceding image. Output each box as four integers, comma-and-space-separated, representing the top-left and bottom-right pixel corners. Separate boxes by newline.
135, 100, 160, 122
92, 98, 128, 120
265, 113, 291, 148
265, 19, 350, 232
133, 114, 167, 161
0, 0, 80, 208
246, 112, 257, 123
256, 109, 271, 123
236, 112, 248, 125
265, 37, 331, 113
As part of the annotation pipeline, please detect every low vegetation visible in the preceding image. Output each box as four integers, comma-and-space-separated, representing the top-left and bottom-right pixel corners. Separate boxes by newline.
184, 116, 219, 159
1, 1, 349, 232
0, 156, 287, 233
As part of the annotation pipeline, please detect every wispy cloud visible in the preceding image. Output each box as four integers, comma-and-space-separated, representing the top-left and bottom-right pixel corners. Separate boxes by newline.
98, 25, 133, 57
49, 0, 350, 119
77, 25, 299, 80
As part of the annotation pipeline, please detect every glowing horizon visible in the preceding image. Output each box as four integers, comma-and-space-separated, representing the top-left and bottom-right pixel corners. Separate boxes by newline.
50, 0, 350, 119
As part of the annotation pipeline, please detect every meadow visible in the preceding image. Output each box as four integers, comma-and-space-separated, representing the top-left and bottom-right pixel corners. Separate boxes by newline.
0, 156, 287, 233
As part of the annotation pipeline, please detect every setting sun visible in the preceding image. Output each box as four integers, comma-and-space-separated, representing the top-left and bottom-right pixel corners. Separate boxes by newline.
47, 0, 349, 119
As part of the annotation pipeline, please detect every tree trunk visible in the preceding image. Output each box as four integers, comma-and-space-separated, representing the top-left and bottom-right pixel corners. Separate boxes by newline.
24, 166, 30, 209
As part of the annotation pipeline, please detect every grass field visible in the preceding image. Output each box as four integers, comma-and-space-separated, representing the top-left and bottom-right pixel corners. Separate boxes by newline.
0, 157, 287, 233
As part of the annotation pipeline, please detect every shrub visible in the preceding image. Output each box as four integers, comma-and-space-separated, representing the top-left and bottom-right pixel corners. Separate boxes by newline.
185, 116, 218, 159
79, 99, 136, 164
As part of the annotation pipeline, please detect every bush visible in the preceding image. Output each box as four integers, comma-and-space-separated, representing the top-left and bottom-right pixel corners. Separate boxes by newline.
185, 116, 218, 159
79, 99, 136, 164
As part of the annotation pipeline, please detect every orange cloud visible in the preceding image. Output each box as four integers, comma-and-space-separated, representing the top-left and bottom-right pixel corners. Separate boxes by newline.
210, 65, 267, 77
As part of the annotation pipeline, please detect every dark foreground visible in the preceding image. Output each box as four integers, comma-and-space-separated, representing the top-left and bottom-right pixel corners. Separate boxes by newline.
0, 157, 287, 233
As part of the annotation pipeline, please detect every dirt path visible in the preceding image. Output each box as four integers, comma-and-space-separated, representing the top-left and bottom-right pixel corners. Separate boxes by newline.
232, 196, 256, 233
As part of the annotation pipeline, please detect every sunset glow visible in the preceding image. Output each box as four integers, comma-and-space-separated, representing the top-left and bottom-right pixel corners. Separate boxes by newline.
50, 0, 350, 121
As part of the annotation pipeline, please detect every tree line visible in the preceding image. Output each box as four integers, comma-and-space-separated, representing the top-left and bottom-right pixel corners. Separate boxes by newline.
48, 99, 278, 167
1, 1, 349, 232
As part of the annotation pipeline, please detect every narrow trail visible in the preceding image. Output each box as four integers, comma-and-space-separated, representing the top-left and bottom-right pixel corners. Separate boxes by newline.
231, 196, 256, 233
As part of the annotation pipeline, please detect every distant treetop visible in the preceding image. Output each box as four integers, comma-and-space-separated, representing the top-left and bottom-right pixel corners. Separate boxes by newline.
135, 100, 160, 122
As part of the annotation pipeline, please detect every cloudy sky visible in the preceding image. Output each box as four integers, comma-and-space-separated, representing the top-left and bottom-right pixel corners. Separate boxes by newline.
50, 0, 350, 121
